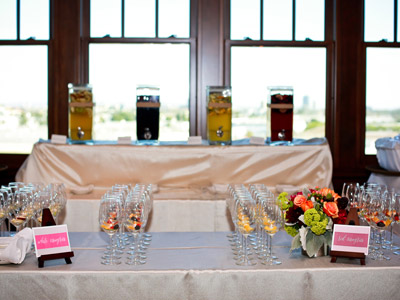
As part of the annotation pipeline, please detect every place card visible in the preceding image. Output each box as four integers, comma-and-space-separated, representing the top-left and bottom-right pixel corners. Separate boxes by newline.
51, 134, 67, 144
117, 136, 132, 145
32, 225, 72, 258
331, 224, 370, 255
249, 136, 266, 145
188, 136, 202, 145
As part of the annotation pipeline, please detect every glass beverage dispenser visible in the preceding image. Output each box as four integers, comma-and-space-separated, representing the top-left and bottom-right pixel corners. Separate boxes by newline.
206, 86, 232, 145
68, 83, 94, 142
267, 86, 293, 142
136, 85, 160, 141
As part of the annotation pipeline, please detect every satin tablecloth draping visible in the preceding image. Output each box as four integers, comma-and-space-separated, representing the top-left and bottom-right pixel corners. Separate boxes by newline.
0, 231, 399, 300
16, 138, 333, 199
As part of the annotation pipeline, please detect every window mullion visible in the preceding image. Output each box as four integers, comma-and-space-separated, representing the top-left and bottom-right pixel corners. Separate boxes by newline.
17, 0, 21, 40
156, 0, 159, 38
260, 0, 263, 40
395, 0, 398, 42
121, 0, 125, 38
292, 0, 296, 41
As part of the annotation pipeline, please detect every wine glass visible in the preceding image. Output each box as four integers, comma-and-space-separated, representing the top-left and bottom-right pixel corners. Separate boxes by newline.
124, 196, 146, 265
0, 187, 13, 235
235, 199, 257, 266
0, 192, 8, 236
8, 188, 30, 233
393, 192, 400, 255
99, 196, 122, 265
48, 183, 67, 224
364, 191, 392, 260
261, 200, 282, 265
380, 190, 399, 252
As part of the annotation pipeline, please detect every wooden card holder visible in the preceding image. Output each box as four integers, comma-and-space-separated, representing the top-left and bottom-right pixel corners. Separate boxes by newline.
330, 207, 366, 265
37, 208, 74, 268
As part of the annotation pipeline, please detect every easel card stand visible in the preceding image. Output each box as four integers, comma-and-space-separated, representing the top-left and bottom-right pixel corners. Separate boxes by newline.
330, 208, 366, 265
35, 208, 74, 268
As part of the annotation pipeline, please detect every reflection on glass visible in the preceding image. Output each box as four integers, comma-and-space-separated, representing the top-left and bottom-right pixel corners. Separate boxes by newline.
295, 0, 324, 41
0, 0, 16, 39
231, 0, 260, 40
89, 44, 190, 141
20, 0, 49, 40
0, 46, 48, 154
91, 0, 121, 37
125, 0, 155, 38
364, 0, 393, 42
263, 0, 292, 41
159, 0, 190, 38
231, 47, 326, 140
365, 48, 400, 154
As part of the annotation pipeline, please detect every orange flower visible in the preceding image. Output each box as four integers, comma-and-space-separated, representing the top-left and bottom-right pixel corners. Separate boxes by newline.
323, 201, 339, 218
319, 188, 341, 201
293, 195, 307, 207
300, 200, 314, 212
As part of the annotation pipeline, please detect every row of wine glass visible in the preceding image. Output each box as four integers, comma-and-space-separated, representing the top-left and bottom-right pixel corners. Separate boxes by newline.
99, 183, 153, 265
226, 184, 282, 266
342, 182, 400, 260
0, 182, 67, 235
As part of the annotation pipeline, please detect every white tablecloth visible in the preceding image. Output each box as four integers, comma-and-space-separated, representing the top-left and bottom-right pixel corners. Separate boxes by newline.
16, 139, 333, 199
0, 231, 399, 300
59, 199, 233, 232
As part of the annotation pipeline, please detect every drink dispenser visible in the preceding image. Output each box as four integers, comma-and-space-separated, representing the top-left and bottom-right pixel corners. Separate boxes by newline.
206, 86, 232, 145
267, 86, 293, 142
68, 83, 94, 142
136, 85, 160, 141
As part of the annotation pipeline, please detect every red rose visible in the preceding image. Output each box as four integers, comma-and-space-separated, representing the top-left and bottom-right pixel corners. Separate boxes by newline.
333, 209, 348, 224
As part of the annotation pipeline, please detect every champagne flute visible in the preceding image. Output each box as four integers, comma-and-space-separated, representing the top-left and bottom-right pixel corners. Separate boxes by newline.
99, 196, 122, 265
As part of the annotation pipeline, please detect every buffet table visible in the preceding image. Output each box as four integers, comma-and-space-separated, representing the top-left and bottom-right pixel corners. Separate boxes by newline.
0, 231, 399, 300
16, 139, 333, 232
16, 138, 333, 198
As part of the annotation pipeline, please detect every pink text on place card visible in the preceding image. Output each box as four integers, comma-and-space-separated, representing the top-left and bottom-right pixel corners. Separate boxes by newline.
35, 232, 69, 250
333, 232, 369, 248
331, 224, 370, 254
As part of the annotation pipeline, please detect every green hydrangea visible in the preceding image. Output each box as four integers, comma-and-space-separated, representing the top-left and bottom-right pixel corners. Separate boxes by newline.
304, 208, 328, 235
303, 208, 321, 226
277, 192, 291, 211
310, 219, 328, 235
284, 225, 298, 237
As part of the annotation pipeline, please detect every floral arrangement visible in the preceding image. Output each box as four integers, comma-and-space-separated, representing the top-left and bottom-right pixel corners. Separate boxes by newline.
277, 187, 348, 257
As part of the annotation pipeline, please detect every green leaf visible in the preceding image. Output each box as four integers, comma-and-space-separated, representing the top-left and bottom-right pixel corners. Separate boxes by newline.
290, 233, 301, 253
305, 232, 325, 257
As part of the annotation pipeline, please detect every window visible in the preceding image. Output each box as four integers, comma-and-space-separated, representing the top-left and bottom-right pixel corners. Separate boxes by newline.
88, 0, 192, 141
0, 0, 49, 154
364, 0, 400, 154
228, 0, 328, 141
